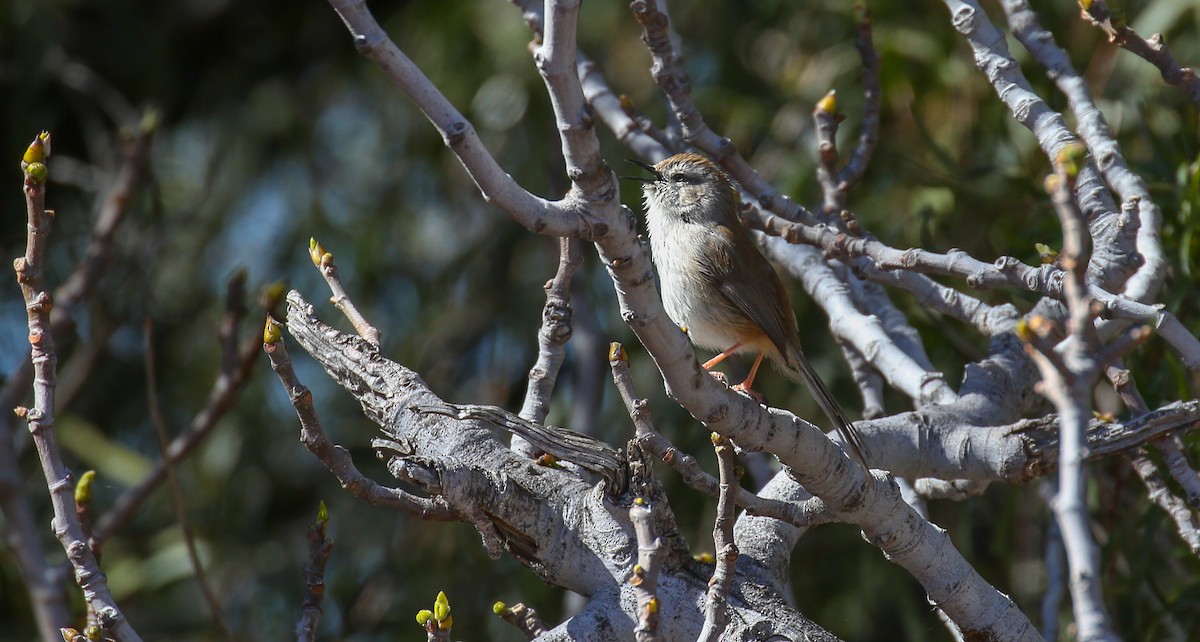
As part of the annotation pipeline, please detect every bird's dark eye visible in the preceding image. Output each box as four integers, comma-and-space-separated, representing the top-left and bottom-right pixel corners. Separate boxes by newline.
670, 173, 687, 183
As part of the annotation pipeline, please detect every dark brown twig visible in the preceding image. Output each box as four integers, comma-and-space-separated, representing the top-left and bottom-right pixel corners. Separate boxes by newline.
91, 310, 261, 551
296, 502, 334, 642
838, 4, 882, 190
144, 319, 237, 641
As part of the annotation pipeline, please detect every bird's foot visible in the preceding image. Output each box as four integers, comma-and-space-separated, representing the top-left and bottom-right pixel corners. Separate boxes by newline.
730, 382, 766, 404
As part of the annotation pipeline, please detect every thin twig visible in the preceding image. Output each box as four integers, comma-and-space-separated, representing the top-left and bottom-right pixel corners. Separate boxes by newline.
324, 0, 590, 239
838, 4, 881, 190
629, 501, 663, 642
493, 601, 550, 639
1078, 0, 1200, 106
513, 236, 582, 457
1022, 150, 1118, 641
296, 502, 333, 642
143, 319, 238, 642
813, 91, 844, 218
15, 133, 143, 642
697, 434, 738, 642
1039, 480, 1066, 641
309, 238, 381, 346
91, 319, 262, 551
608, 343, 834, 527
1106, 366, 1200, 555
263, 320, 459, 520
0, 118, 154, 642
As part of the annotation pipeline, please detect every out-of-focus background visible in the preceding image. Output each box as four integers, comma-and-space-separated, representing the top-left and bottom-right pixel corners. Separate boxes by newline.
2, 0, 1198, 639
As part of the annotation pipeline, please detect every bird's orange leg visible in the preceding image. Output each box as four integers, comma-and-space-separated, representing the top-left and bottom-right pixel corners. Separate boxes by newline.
732, 352, 765, 392
702, 342, 743, 370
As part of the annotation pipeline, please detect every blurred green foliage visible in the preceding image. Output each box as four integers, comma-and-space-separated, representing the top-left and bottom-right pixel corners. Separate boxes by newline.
1, 0, 1198, 640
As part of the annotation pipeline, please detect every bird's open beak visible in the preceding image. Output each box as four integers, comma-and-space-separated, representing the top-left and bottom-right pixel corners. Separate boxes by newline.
620, 158, 661, 183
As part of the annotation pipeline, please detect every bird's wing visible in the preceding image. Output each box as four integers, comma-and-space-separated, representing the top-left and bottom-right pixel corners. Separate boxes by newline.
696, 224, 797, 362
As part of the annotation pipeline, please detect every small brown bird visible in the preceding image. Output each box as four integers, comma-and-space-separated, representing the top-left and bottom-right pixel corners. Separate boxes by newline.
627, 152, 869, 468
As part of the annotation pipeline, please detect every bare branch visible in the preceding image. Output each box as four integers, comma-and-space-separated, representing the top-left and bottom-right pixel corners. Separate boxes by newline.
629, 501, 664, 642
308, 238, 380, 346
0, 118, 154, 642
323, 0, 591, 238
516, 236, 582, 456
263, 321, 458, 520
941, 0, 1119, 234
296, 503, 333, 642
143, 319, 236, 642
494, 601, 550, 639
1003, 0, 1166, 303
697, 434, 737, 642
813, 91, 844, 218
609, 343, 834, 529
1106, 366, 1200, 555
838, 4, 882, 191
15, 132, 143, 642
91, 326, 261, 550
1021, 153, 1119, 641
1078, 0, 1200, 106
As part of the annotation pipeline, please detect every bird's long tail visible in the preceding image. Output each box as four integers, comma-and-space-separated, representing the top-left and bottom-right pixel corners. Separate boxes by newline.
785, 348, 870, 470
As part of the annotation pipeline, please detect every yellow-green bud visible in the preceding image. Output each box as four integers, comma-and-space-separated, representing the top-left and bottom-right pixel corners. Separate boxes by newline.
263, 316, 283, 345
26, 162, 48, 183
646, 597, 659, 614
1035, 243, 1059, 264
24, 132, 50, 164
140, 108, 162, 134
75, 470, 96, 505
816, 90, 837, 114
492, 601, 507, 615
316, 500, 328, 526
416, 609, 433, 626
608, 342, 626, 362
309, 238, 324, 267
433, 601, 450, 622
